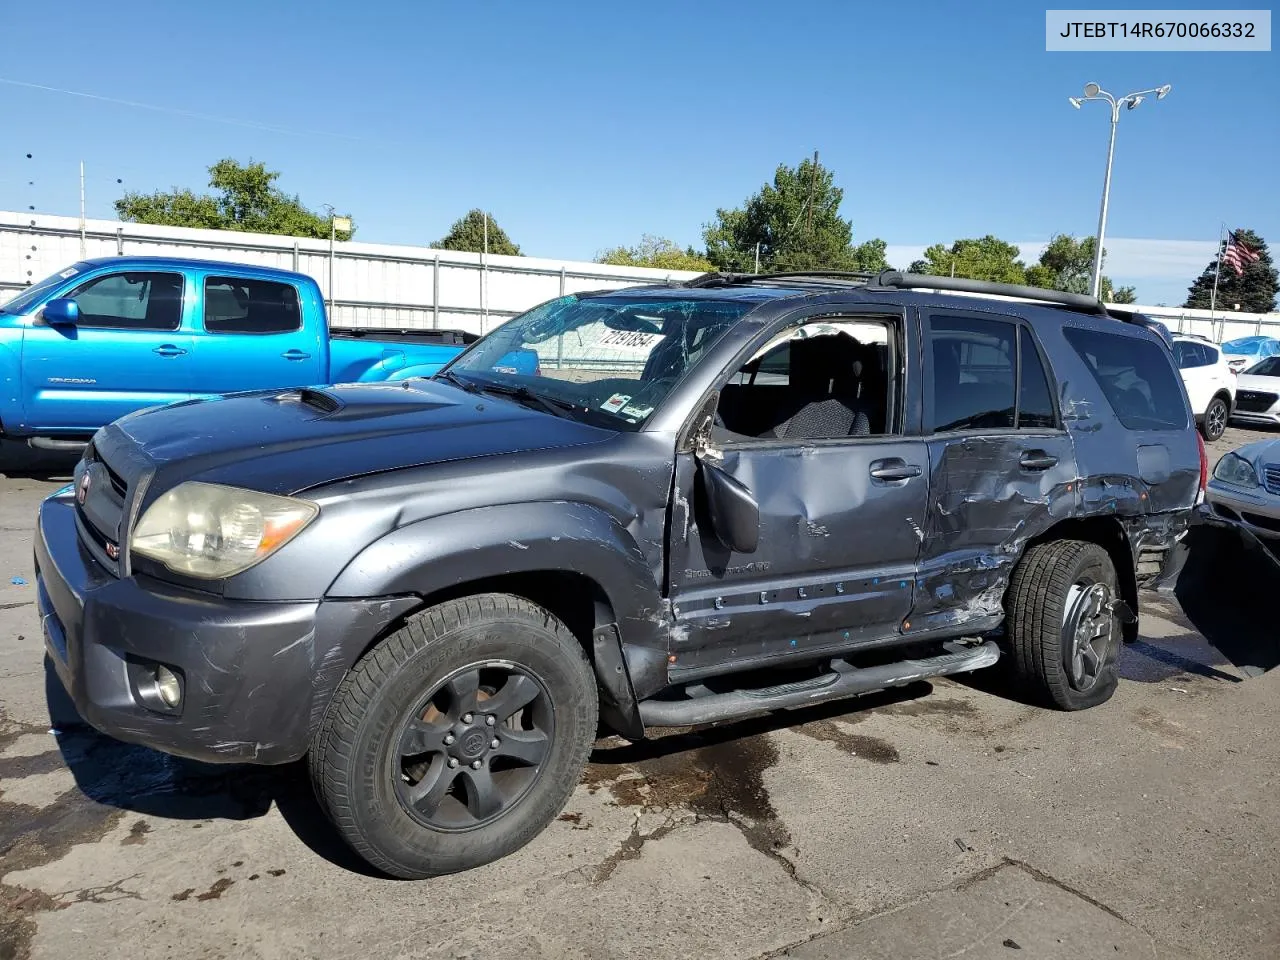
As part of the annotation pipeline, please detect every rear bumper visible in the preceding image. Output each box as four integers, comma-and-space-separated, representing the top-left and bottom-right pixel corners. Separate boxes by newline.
35, 493, 417, 765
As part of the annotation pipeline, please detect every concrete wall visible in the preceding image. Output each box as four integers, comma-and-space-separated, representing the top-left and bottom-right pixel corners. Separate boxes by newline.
2, 210, 1276, 342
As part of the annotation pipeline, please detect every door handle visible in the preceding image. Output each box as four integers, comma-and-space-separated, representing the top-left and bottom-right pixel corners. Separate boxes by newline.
869, 459, 922, 481
1020, 451, 1059, 471
153, 344, 187, 357
282, 350, 312, 361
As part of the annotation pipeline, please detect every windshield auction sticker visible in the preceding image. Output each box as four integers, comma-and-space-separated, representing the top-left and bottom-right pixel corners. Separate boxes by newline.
1046, 10, 1271, 50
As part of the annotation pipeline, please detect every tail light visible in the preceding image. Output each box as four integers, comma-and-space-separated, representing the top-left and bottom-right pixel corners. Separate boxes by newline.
1197, 432, 1208, 492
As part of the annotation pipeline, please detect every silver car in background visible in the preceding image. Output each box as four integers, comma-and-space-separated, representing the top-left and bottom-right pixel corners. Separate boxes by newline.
1205, 437, 1280, 541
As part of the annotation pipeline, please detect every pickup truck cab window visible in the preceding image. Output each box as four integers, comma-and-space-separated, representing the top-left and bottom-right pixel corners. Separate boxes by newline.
442, 292, 753, 430
66, 272, 184, 331
203, 276, 302, 335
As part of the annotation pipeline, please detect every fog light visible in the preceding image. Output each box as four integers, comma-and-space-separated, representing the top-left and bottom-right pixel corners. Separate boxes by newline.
155, 666, 181, 707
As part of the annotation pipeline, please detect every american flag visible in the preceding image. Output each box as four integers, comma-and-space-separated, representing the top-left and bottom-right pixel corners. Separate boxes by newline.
1221, 231, 1261, 277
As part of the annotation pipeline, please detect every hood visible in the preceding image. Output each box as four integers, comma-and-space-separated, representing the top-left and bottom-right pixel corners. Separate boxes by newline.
1235, 372, 1280, 390
1226, 437, 1280, 470
95, 380, 613, 496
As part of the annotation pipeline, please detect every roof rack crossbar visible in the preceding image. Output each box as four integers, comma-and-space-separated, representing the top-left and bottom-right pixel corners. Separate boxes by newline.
871, 270, 1108, 316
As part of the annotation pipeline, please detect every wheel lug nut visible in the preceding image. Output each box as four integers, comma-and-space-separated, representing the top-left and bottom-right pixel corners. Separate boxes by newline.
491, 739, 500, 749
462, 713, 474, 724
447, 757, 459, 768
470, 760, 482, 770
444, 734, 455, 746
485, 715, 496, 726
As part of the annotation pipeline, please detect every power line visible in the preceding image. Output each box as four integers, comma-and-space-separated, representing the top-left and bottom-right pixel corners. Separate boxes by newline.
0, 78, 394, 144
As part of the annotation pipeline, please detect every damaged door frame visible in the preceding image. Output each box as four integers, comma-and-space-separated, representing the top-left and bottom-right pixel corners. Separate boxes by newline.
662, 302, 939, 681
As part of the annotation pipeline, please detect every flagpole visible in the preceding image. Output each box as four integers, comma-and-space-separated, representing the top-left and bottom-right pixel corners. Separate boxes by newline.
1209, 222, 1225, 336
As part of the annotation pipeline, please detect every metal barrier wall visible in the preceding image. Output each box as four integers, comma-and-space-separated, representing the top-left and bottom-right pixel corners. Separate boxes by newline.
0, 211, 702, 334
3, 211, 1277, 340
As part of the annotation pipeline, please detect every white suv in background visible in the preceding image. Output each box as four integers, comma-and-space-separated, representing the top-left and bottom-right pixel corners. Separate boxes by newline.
1171, 334, 1236, 441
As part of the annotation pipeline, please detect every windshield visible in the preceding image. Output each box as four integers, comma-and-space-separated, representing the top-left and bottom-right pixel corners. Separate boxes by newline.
1246, 356, 1280, 377
0, 262, 89, 315
440, 293, 754, 429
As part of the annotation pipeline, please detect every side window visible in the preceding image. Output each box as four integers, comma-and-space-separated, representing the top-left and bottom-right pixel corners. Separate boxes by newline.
1203, 345, 1220, 365
1174, 342, 1213, 369
203, 277, 301, 335
716, 318, 895, 441
927, 315, 1015, 432
1063, 327, 1188, 431
1018, 327, 1057, 428
66, 272, 184, 331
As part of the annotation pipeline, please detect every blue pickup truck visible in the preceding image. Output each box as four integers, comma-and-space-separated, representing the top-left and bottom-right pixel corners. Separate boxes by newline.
0, 256, 498, 450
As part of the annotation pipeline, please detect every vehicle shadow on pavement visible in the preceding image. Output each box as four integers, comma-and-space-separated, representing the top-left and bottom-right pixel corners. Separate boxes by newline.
42, 659, 384, 877
1173, 525, 1280, 677
0, 441, 78, 480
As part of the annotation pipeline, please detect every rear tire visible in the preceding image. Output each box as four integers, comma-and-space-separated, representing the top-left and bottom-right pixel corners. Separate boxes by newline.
309, 593, 598, 879
1200, 395, 1229, 441
1004, 540, 1122, 711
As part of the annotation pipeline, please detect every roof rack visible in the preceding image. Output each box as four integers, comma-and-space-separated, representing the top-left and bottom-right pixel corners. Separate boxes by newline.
685, 270, 877, 289
870, 271, 1108, 316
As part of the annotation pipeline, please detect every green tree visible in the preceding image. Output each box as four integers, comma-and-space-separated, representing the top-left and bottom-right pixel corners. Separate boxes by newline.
597, 235, 713, 271
702, 156, 887, 273
435, 209, 522, 256
1024, 234, 1136, 303
115, 159, 353, 240
914, 236, 1028, 284
1184, 229, 1277, 313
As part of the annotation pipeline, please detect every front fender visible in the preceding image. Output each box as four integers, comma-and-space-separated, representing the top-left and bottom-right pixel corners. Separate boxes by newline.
0, 335, 22, 432
326, 501, 671, 699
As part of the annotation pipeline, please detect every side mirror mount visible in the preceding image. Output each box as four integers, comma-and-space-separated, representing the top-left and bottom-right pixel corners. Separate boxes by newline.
42, 298, 80, 326
697, 457, 759, 554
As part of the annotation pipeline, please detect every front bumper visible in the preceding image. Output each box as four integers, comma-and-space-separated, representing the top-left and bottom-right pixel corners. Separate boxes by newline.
1203, 479, 1280, 540
1230, 409, 1280, 426
35, 494, 417, 765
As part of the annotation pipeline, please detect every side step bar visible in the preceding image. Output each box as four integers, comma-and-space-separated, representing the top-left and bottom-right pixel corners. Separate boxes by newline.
638, 641, 1001, 727
28, 437, 89, 452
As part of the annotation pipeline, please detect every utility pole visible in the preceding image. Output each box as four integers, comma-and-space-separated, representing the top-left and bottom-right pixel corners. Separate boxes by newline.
754, 242, 761, 274
481, 212, 490, 334
79, 161, 86, 258
805, 150, 818, 234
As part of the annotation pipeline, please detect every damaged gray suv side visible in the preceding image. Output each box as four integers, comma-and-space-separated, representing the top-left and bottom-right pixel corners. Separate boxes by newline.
35, 270, 1202, 878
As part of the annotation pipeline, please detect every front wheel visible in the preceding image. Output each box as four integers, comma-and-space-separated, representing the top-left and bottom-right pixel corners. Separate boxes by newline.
1201, 396, 1229, 441
1004, 540, 1122, 711
309, 594, 598, 879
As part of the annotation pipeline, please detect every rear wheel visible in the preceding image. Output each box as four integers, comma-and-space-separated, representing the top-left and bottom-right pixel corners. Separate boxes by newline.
309, 594, 598, 879
1004, 540, 1122, 710
1201, 395, 1229, 441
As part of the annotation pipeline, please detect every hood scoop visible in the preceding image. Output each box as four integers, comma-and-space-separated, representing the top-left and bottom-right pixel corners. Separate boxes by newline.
270, 388, 342, 413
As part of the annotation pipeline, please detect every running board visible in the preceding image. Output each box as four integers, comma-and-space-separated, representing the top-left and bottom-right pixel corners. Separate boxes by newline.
638, 640, 1001, 727
27, 437, 89, 452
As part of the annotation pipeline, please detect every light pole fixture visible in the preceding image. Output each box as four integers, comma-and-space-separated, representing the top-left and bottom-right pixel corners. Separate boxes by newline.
1069, 82, 1172, 299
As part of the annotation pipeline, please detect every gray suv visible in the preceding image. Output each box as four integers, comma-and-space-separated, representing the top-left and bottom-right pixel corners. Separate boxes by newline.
34, 270, 1203, 878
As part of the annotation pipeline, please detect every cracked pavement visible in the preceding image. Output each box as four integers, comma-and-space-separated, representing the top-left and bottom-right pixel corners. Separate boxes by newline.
3, 434, 1279, 960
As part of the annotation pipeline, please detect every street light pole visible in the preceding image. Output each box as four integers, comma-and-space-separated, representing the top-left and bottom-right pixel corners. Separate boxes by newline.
1069, 82, 1171, 300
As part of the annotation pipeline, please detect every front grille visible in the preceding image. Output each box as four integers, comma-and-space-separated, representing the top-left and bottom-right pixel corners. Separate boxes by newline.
1264, 464, 1280, 496
1235, 390, 1278, 413
74, 447, 129, 575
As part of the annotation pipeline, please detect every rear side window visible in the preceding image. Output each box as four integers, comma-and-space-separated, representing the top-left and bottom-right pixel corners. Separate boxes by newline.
203, 277, 301, 335
1173, 341, 1216, 369
927, 314, 1059, 433
1063, 327, 1187, 431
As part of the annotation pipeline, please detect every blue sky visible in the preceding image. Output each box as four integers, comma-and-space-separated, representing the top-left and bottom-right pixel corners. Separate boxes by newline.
1, 0, 1275, 305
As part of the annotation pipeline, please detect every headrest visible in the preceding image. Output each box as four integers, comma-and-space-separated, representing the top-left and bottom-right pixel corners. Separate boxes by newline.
790, 332, 861, 390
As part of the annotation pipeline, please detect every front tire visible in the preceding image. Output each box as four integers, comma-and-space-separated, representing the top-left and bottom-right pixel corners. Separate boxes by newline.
1201, 396, 1229, 441
1004, 540, 1122, 711
309, 594, 598, 879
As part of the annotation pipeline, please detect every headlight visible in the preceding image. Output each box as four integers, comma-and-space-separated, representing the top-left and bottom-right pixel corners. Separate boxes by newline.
131, 482, 318, 579
1212, 453, 1259, 488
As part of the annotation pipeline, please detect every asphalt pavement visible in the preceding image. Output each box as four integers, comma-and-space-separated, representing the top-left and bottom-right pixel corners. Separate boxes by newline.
1, 427, 1278, 960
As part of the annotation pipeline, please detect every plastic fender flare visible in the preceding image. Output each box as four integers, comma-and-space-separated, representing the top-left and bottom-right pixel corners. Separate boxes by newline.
348, 353, 407, 382
325, 501, 670, 721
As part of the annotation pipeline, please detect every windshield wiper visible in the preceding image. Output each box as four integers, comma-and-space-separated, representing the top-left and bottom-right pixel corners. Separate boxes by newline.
436, 369, 481, 394
477, 382, 579, 420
